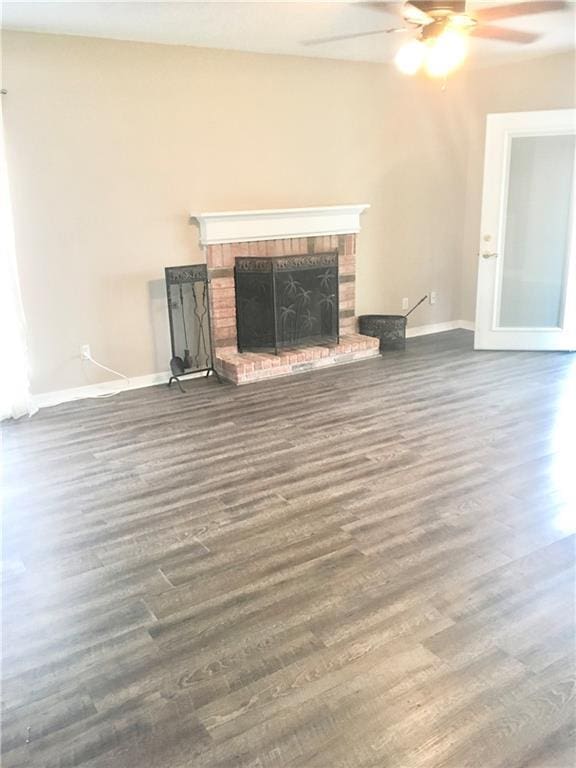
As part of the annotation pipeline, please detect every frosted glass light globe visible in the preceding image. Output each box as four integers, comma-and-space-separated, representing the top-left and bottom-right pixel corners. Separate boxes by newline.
394, 40, 426, 76
425, 29, 468, 78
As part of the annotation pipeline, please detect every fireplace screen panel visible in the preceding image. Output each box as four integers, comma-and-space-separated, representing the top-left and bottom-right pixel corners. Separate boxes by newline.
235, 252, 339, 353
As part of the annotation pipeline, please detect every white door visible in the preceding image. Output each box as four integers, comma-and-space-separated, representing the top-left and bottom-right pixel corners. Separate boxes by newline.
475, 109, 576, 351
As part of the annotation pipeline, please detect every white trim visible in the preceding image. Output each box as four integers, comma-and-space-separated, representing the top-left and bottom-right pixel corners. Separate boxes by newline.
406, 320, 474, 338
31, 322, 474, 410
190, 204, 370, 245
31, 370, 205, 411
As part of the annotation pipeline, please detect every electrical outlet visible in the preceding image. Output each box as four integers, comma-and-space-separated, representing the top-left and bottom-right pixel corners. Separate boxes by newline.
80, 344, 91, 360
429, 291, 437, 305
402, 297, 409, 310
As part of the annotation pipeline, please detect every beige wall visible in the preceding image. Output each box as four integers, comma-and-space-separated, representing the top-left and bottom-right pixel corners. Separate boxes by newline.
454, 51, 576, 320
1, 31, 574, 394
2, 31, 466, 394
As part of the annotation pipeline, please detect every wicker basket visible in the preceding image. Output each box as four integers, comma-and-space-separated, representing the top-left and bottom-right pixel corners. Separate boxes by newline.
358, 314, 408, 351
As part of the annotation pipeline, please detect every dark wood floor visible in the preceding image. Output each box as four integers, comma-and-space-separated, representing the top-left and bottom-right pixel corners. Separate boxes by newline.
2, 330, 575, 768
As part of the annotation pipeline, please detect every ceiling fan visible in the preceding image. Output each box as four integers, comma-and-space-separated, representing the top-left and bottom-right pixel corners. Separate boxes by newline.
304, 1, 569, 78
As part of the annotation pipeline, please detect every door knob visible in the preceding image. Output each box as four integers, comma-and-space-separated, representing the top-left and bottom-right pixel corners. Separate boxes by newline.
481, 252, 498, 259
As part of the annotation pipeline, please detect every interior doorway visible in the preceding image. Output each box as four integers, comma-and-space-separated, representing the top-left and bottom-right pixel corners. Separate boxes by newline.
474, 108, 576, 351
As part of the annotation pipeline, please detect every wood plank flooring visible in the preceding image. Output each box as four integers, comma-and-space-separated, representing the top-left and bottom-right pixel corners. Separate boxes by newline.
1, 330, 575, 768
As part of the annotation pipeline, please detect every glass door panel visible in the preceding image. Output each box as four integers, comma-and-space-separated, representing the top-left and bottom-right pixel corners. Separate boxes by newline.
499, 134, 575, 329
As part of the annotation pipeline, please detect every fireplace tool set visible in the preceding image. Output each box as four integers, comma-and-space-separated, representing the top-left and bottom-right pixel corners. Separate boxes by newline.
165, 264, 221, 392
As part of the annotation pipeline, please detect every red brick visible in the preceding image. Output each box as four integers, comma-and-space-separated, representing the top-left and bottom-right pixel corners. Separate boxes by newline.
212, 320, 235, 335
270, 239, 283, 256
339, 255, 356, 273
344, 234, 356, 256
313, 236, 323, 252
211, 304, 235, 317
211, 306, 236, 319
212, 323, 235, 338
212, 303, 235, 316
231, 242, 249, 258
215, 338, 237, 349
286, 239, 297, 255
212, 295, 235, 307
210, 244, 224, 268
210, 276, 234, 290
212, 291, 236, 304
221, 243, 234, 268
339, 284, 355, 299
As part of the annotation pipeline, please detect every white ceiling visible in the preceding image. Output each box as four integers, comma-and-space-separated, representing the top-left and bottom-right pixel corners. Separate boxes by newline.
1, 1, 575, 66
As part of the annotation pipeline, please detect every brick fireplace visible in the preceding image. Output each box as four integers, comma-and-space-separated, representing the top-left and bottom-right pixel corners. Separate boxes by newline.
191, 206, 379, 384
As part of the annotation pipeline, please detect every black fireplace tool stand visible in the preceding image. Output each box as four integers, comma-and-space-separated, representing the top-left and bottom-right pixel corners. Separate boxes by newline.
165, 265, 222, 392
168, 360, 221, 394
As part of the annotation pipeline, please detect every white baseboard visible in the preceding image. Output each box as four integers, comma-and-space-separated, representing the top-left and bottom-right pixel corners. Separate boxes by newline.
32, 370, 204, 410
32, 321, 476, 410
406, 320, 475, 338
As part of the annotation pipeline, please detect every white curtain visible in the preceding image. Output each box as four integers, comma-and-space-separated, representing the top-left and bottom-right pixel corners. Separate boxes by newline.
0, 100, 36, 420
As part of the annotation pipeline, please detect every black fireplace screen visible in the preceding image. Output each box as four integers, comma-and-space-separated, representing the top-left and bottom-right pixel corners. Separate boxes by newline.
165, 265, 213, 372
235, 252, 339, 353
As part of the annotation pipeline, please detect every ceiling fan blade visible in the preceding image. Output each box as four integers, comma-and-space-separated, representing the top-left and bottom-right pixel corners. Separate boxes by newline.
403, 2, 436, 25
302, 28, 408, 46
471, 24, 541, 44
360, 2, 434, 25
474, 1, 568, 23
359, 2, 404, 10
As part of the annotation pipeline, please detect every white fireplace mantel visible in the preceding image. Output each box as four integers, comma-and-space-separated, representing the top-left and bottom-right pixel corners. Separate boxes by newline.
190, 204, 370, 246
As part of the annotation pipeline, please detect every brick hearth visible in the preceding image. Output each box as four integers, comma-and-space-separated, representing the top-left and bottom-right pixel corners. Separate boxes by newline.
204, 229, 378, 384
216, 334, 379, 385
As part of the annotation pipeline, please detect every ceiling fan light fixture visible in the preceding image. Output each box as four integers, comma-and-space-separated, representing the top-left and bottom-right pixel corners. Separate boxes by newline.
424, 28, 468, 77
449, 13, 477, 29
394, 39, 427, 75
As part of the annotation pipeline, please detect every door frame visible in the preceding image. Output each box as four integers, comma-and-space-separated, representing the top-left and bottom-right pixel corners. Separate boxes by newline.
474, 108, 576, 351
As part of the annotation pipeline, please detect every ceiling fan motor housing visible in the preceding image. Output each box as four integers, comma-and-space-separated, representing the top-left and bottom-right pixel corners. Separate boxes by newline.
411, 1, 467, 13
421, 19, 451, 39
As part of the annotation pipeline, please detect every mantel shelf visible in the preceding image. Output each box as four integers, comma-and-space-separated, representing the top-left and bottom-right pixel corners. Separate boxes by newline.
190, 204, 370, 246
